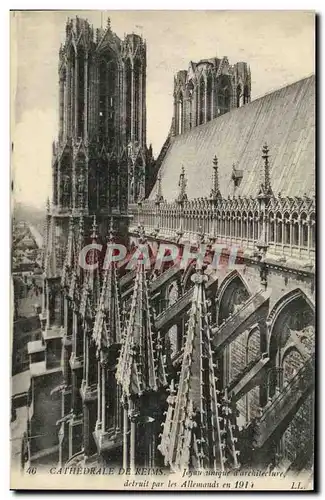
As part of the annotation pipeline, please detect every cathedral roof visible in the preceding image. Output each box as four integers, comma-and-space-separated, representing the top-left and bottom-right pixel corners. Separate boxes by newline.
150, 75, 315, 201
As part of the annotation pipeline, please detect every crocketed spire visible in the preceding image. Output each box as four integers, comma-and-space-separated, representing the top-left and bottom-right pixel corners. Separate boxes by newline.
159, 266, 225, 471
92, 219, 123, 355
116, 231, 167, 398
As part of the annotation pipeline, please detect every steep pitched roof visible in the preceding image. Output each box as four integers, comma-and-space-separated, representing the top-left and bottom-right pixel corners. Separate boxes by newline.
150, 75, 315, 201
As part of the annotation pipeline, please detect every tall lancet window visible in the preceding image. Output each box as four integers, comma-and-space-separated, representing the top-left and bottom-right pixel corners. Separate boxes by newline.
206, 74, 212, 122
177, 93, 183, 134
77, 46, 85, 138
134, 59, 141, 142
125, 59, 132, 143
199, 77, 205, 125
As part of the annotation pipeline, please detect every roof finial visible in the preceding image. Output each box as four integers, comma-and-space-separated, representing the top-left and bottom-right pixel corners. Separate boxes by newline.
210, 155, 221, 201
176, 165, 187, 204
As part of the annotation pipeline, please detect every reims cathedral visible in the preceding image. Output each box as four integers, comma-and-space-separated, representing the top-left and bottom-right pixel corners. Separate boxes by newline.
24, 16, 315, 475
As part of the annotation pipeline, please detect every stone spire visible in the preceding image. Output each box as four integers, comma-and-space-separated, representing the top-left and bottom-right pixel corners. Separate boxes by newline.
210, 155, 222, 201
159, 266, 227, 472
116, 230, 167, 398
92, 219, 123, 356
176, 165, 187, 204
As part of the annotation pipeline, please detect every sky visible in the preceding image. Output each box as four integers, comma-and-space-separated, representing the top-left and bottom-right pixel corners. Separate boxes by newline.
11, 10, 315, 208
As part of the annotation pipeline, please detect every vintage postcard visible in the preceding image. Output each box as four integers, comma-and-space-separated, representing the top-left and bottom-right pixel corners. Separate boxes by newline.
10, 10, 316, 491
